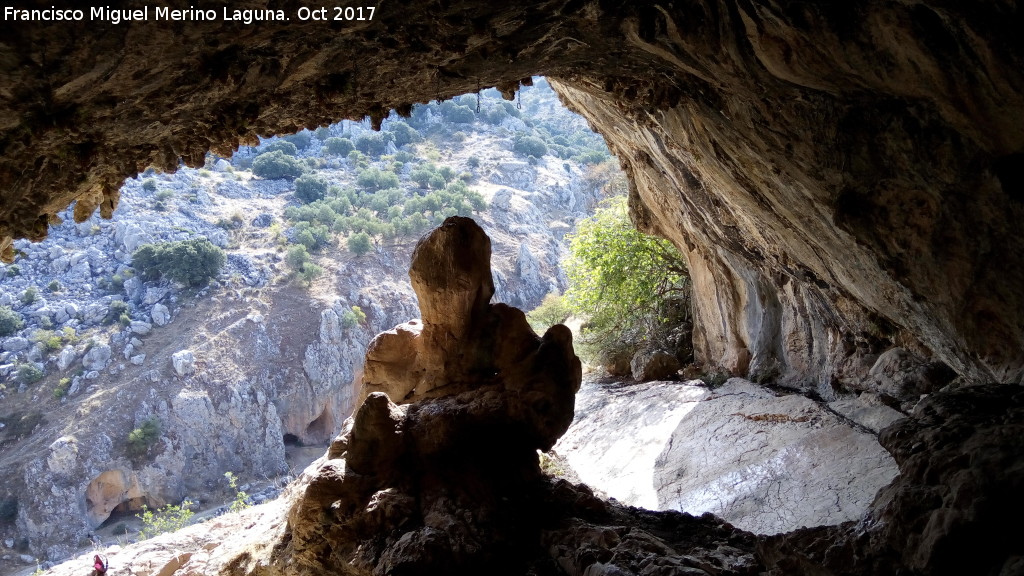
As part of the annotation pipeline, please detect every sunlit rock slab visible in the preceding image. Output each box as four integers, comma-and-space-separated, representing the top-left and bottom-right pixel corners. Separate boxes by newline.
556, 378, 898, 535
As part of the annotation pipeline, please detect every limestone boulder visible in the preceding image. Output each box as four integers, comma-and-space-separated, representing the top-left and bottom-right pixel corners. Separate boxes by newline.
151, 303, 170, 326
630, 349, 680, 382
81, 344, 111, 371
3, 337, 29, 352
129, 320, 152, 335
556, 379, 899, 535
171, 350, 195, 377
761, 384, 1024, 575
56, 346, 77, 371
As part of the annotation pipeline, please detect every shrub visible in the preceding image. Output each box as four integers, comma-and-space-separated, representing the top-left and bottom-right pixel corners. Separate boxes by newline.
224, 472, 252, 514
340, 305, 366, 329
513, 136, 548, 158
53, 377, 72, 400
324, 137, 355, 156
0, 306, 24, 336
132, 239, 226, 287
16, 364, 44, 385
137, 500, 194, 539
444, 104, 476, 124
142, 178, 157, 192
260, 140, 298, 156
126, 417, 161, 458
526, 293, 571, 333
21, 287, 37, 305
347, 232, 372, 257
47, 280, 61, 292
103, 300, 130, 325
5, 264, 19, 277
252, 151, 304, 180
31, 330, 63, 352
467, 156, 481, 168
281, 130, 313, 150
354, 132, 392, 156
298, 263, 323, 284
294, 173, 329, 204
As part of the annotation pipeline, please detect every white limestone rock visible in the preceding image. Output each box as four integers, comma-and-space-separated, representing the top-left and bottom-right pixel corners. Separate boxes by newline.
82, 344, 111, 371
130, 321, 152, 335
171, 350, 195, 377
556, 378, 899, 535
151, 303, 170, 326
2, 337, 29, 352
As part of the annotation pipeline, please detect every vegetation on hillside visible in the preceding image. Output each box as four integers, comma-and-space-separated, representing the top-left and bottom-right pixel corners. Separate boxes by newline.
132, 239, 226, 287
231, 78, 607, 269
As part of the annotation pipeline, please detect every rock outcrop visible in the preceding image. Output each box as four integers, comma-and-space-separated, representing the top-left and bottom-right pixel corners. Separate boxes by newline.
276, 217, 583, 573
555, 378, 898, 535
759, 384, 1024, 575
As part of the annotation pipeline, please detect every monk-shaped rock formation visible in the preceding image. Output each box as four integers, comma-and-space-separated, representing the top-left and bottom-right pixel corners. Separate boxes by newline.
281, 217, 588, 574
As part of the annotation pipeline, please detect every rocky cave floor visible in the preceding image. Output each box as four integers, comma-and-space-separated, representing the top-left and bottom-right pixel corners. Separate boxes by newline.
28, 380, 1024, 576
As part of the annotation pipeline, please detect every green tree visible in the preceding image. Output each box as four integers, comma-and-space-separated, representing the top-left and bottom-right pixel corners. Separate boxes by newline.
564, 196, 691, 365
388, 121, 421, 146
513, 136, 548, 158
294, 173, 329, 203
281, 130, 313, 150
126, 417, 161, 458
324, 137, 355, 156
286, 244, 311, 271
354, 132, 392, 156
347, 232, 372, 257
261, 140, 298, 156
132, 239, 226, 287
526, 292, 572, 333
0, 306, 24, 337
355, 167, 400, 191
252, 151, 304, 180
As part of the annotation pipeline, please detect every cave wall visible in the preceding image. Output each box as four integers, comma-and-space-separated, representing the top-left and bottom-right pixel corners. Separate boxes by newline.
1, 1, 1022, 386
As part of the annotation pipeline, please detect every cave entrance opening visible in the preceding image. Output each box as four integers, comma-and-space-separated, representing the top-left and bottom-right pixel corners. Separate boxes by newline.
96, 495, 157, 532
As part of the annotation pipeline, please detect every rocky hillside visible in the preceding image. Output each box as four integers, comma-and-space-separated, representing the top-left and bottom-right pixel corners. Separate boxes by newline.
0, 79, 609, 570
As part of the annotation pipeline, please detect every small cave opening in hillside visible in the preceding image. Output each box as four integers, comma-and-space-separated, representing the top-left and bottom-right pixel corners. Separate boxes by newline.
283, 433, 302, 447
96, 496, 156, 531
83, 470, 154, 528
303, 406, 335, 444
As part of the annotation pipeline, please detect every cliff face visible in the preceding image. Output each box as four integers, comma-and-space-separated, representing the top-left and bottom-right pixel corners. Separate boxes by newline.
1, 2, 1021, 388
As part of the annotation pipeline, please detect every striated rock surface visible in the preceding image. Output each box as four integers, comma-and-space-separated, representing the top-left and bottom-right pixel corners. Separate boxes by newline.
555, 378, 898, 535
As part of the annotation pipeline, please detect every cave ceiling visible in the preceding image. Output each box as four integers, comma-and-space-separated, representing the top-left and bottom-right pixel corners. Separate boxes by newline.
1, 0, 1022, 383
